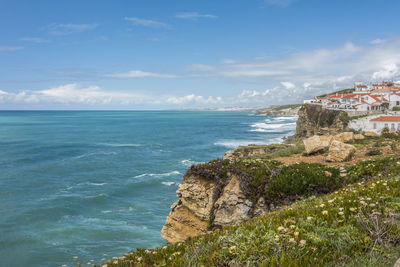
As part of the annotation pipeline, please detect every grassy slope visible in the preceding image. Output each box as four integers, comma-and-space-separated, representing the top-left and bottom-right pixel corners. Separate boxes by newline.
94, 154, 400, 267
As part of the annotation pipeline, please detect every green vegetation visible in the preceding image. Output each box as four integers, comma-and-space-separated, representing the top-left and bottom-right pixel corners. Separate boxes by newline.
366, 148, 383, 156
318, 88, 355, 98
302, 104, 350, 127
392, 106, 400, 111
87, 135, 400, 267
96, 156, 400, 266
231, 142, 305, 160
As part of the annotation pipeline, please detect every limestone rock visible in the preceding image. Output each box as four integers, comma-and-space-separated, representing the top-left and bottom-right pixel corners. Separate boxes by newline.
354, 134, 365, 140
295, 104, 349, 138
253, 197, 269, 217
177, 177, 215, 220
213, 176, 253, 226
161, 201, 208, 244
303, 135, 333, 154
326, 140, 356, 162
333, 132, 354, 143
365, 131, 379, 137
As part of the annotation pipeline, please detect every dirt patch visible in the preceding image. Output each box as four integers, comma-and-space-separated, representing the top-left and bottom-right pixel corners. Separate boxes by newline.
275, 145, 394, 167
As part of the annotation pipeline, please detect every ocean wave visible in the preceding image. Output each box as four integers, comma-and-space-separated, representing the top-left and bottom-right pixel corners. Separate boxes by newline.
161, 182, 178, 186
181, 159, 203, 167
133, 171, 182, 179
273, 115, 298, 120
97, 143, 142, 147
73, 151, 117, 159
250, 121, 296, 133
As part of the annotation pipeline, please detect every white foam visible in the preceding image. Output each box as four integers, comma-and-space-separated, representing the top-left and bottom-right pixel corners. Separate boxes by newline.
133, 171, 182, 179
98, 143, 142, 147
181, 159, 203, 167
161, 182, 177, 186
74, 151, 117, 159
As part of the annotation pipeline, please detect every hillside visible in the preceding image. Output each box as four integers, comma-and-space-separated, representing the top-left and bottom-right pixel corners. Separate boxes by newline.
92, 133, 400, 267
256, 104, 302, 116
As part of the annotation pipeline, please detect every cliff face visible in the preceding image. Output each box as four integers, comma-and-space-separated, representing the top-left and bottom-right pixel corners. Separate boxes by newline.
161, 165, 271, 243
295, 104, 350, 138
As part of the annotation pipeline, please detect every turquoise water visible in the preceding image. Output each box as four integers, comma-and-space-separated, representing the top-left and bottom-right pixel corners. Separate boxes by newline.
0, 111, 297, 266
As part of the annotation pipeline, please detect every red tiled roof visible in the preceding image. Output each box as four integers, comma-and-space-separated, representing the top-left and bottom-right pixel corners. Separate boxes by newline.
371, 116, 400, 122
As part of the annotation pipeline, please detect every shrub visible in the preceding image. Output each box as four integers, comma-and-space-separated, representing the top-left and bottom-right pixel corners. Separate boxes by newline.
366, 149, 383, 156
264, 162, 341, 202
392, 106, 400, 111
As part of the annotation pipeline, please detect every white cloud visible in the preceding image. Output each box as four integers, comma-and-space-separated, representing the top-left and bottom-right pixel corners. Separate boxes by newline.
104, 70, 179, 79
20, 37, 50, 43
175, 12, 218, 20
48, 23, 98, 35
167, 94, 223, 105
281, 82, 295, 89
124, 17, 170, 29
370, 38, 386, 45
0, 46, 23, 52
265, 0, 296, 7
0, 84, 223, 108
187, 64, 215, 72
372, 62, 399, 80
186, 38, 400, 105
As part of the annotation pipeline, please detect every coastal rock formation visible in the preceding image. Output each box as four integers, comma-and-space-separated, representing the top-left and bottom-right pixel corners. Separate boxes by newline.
213, 176, 253, 226
162, 172, 268, 243
161, 201, 209, 244
296, 104, 350, 138
303, 135, 333, 154
326, 140, 356, 162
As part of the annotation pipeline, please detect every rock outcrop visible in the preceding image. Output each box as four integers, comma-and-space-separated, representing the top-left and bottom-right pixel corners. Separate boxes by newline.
296, 104, 350, 138
213, 176, 253, 226
326, 140, 356, 162
333, 132, 354, 143
364, 131, 379, 137
303, 135, 333, 154
354, 134, 365, 140
161, 173, 269, 244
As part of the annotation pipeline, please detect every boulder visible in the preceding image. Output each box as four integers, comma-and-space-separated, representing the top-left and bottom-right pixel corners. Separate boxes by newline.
333, 132, 354, 143
365, 131, 379, 137
354, 134, 365, 140
326, 140, 356, 162
303, 135, 333, 154
213, 176, 253, 226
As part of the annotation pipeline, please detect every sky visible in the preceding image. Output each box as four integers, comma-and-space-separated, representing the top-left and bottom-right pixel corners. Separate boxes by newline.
1, 0, 400, 110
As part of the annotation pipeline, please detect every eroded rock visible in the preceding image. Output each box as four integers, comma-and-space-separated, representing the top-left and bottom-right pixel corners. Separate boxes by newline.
213, 176, 253, 226
333, 132, 354, 143
326, 140, 356, 162
303, 135, 333, 154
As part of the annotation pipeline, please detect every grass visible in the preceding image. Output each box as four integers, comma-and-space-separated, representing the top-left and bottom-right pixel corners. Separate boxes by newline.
96, 167, 400, 266
90, 155, 400, 267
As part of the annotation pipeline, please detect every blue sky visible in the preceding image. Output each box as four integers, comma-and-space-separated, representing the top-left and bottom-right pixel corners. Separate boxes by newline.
1, 0, 400, 109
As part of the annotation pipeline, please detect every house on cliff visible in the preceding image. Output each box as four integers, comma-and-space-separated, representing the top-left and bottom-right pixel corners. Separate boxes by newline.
370, 116, 400, 132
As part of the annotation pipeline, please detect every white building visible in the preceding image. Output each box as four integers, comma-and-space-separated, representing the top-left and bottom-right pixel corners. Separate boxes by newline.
370, 116, 400, 132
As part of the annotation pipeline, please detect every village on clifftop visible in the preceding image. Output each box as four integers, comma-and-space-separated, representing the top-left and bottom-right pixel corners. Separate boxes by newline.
304, 81, 400, 133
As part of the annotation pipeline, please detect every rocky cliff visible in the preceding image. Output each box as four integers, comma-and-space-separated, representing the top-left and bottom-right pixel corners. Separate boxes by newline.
295, 104, 350, 138
161, 159, 275, 243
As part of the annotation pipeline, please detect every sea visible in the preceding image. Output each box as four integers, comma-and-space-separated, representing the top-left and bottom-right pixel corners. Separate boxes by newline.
0, 110, 297, 267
